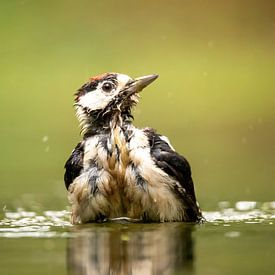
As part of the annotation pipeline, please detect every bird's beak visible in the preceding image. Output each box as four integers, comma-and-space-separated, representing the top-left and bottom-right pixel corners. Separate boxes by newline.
127, 74, 159, 94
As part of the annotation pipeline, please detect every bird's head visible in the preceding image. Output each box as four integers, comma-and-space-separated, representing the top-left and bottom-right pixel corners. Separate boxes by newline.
74, 72, 158, 135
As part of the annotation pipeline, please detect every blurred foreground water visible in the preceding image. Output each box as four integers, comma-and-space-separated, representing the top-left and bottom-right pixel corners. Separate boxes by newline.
0, 201, 274, 275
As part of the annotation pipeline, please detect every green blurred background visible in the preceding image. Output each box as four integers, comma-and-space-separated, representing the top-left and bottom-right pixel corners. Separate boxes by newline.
1, 0, 275, 211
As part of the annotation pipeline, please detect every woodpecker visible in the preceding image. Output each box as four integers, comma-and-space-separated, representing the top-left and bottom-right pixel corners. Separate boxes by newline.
64, 73, 202, 224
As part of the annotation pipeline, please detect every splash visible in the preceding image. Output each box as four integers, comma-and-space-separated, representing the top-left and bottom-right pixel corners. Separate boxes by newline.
203, 201, 275, 224
0, 202, 274, 238
0, 209, 71, 238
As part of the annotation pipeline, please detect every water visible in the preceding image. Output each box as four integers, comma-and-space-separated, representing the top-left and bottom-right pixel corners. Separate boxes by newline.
0, 202, 274, 275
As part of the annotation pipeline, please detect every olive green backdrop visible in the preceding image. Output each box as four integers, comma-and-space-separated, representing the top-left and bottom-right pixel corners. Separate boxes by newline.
1, 0, 275, 211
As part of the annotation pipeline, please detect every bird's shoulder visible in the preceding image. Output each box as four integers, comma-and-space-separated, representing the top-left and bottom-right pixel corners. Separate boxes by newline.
64, 141, 85, 190
143, 127, 192, 178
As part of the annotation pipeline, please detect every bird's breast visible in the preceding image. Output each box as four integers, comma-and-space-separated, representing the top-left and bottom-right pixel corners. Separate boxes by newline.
76, 128, 181, 221
82, 129, 147, 194
83, 128, 135, 189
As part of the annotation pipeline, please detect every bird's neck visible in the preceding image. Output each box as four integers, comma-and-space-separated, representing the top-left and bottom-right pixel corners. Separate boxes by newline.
77, 107, 133, 138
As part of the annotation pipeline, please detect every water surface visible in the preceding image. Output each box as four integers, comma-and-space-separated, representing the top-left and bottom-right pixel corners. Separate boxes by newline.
1, 202, 274, 275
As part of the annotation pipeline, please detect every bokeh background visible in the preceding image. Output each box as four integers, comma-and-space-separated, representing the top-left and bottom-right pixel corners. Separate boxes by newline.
1, 0, 275, 212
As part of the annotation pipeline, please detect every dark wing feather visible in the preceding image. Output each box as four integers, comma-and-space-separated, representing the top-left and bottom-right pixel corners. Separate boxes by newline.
64, 142, 84, 190
144, 128, 202, 222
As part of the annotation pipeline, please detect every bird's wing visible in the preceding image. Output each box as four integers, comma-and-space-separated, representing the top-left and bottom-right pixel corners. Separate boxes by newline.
64, 142, 84, 190
144, 128, 202, 221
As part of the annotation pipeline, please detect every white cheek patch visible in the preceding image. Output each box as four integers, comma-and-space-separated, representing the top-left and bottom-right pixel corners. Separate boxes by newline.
79, 90, 113, 111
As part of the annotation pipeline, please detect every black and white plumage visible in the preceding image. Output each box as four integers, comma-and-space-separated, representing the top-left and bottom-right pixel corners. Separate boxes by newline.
64, 73, 202, 224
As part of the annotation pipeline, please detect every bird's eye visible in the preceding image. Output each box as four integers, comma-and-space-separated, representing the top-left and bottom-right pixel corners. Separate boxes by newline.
102, 82, 114, 93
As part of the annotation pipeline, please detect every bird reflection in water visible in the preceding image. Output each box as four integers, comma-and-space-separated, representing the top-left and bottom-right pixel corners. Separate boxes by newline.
67, 220, 195, 275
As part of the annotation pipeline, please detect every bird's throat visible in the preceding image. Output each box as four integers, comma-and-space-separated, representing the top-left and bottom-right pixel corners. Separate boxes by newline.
77, 105, 133, 138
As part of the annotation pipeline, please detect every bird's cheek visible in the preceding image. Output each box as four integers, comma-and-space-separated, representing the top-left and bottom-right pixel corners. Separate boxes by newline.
79, 92, 111, 111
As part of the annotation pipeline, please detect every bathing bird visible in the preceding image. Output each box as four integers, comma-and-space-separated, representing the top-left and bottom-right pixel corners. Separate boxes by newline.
64, 73, 202, 224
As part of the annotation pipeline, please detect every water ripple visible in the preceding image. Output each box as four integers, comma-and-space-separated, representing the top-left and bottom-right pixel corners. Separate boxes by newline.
0, 209, 71, 238
0, 201, 274, 238
204, 201, 275, 224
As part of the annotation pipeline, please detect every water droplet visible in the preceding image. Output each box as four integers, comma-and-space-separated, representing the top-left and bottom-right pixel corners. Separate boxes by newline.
235, 201, 257, 211
42, 136, 49, 143
225, 231, 241, 238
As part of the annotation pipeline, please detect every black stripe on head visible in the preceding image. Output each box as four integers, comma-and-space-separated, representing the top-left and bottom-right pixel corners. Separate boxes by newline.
100, 73, 118, 83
